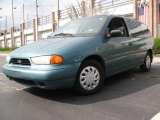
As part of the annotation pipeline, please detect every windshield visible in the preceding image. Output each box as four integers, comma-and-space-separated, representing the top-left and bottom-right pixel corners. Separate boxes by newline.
51, 16, 107, 36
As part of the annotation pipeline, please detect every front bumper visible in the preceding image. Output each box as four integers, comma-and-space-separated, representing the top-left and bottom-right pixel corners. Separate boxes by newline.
3, 63, 80, 89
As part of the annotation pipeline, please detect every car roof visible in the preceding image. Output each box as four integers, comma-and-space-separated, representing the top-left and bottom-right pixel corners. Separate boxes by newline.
83, 14, 135, 20
71, 14, 140, 24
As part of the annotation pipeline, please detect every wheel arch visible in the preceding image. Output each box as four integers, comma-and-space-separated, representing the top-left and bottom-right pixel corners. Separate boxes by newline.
80, 55, 106, 72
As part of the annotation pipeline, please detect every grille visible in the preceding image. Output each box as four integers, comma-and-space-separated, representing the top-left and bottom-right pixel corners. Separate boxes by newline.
10, 58, 31, 66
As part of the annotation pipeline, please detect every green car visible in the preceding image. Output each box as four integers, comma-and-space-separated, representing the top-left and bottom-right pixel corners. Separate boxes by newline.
3, 15, 154, 94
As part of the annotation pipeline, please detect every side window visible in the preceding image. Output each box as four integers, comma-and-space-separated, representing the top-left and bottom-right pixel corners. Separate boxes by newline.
141, 23, 152, 38
108, 18, 129, 37
126, 19, 143, 38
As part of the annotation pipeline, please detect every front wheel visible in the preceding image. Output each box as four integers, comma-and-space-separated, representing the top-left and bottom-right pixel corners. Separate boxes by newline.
74, 60, 105, 95
140, 53, 152, 72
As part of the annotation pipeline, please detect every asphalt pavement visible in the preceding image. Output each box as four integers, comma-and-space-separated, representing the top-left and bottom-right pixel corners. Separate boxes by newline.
1, 56, 160, 120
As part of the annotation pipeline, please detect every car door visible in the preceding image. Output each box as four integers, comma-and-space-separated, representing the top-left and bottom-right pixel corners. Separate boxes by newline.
101, 17, 131, 75
125, 19, 146, 66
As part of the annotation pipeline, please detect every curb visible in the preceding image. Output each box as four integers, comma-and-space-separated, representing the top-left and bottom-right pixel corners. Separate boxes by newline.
0, 54, 8, 57
153, 55, 160, 64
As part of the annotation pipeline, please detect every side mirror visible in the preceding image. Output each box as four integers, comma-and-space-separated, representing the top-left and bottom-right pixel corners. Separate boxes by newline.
110, 30, 123, 37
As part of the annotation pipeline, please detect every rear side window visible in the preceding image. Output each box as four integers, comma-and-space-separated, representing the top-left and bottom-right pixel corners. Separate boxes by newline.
141, 24, 152, 38
126, 19, 144, 38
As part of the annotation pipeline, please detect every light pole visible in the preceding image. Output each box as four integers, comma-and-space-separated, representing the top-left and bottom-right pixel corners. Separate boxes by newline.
23, 4, 25, 23
12, 0, 16, 28
5, 15, 7, 30
12, 0, 14, 28
58, 0, 59, 11
57, 0, 60, 28
36, 0, 39, 18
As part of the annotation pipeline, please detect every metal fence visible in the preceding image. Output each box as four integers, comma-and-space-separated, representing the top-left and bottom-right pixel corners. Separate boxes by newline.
38, 15, 52, 25
60, 9, 70, 20
14, 26, 20, 32
60, 4, 82, 20
24, 21, 33, 29
94, 0, 133, 14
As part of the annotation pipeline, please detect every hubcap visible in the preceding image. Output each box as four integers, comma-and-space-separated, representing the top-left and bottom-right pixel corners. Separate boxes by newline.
146, 55, 151, 69
80, 66, 100, 90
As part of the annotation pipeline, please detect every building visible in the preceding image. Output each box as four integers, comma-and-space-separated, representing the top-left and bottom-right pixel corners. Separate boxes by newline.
133, 0, 159, 38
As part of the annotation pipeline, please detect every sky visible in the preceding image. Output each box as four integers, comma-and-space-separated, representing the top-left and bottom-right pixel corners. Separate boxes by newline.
0, 0, 79, 30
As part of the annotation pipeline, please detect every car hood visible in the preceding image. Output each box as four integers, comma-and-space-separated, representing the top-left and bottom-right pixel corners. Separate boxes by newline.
10, 36, 97, 58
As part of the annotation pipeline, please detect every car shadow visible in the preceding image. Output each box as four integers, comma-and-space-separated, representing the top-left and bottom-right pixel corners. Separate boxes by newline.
24, 66, 160, 105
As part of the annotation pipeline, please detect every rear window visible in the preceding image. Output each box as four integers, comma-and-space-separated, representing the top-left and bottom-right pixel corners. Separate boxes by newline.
126, 19, 144, 38
141, 24, 152, 38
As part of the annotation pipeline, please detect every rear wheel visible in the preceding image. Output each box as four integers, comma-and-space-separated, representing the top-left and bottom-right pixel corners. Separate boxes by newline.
140, 53, 152, 72
74, 60, 105, 95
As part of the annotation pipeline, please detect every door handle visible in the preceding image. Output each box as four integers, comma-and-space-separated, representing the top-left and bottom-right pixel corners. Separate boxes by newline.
129, 42, 133, 46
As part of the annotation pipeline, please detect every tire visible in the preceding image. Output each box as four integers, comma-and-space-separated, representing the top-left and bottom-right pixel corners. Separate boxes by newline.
140, 52, 152, 72
74, 60, 105, 95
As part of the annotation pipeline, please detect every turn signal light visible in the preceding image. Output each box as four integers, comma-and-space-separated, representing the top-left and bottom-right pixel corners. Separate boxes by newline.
50, 55, 63, 64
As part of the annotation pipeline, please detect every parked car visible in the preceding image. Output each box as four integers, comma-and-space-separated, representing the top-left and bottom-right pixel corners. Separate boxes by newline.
3, 15, 154, 95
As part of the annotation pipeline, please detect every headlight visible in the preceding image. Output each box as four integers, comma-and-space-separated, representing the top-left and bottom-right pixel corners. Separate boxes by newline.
6, 55, 11, 63
31, 55, 63, 65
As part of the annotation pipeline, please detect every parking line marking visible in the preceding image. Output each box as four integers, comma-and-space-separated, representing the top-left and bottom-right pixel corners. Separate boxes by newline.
9, 86, 28, 91
10, 86, 28, 90
151, 112, 160, 120
15, 87, 28, 91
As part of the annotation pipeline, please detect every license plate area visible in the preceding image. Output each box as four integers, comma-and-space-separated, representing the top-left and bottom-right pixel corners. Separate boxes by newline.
9, 70, 19, 76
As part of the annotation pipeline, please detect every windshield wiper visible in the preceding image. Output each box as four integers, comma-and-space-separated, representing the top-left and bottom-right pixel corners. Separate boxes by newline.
54, 33, 74, 37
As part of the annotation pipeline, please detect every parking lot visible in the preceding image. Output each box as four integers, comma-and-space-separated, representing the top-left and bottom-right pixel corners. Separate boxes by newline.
1, 55, 160, 120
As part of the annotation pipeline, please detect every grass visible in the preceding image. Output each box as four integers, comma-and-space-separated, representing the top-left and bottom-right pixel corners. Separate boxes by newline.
153, 38, 160, 54
0, 47, 18, 54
